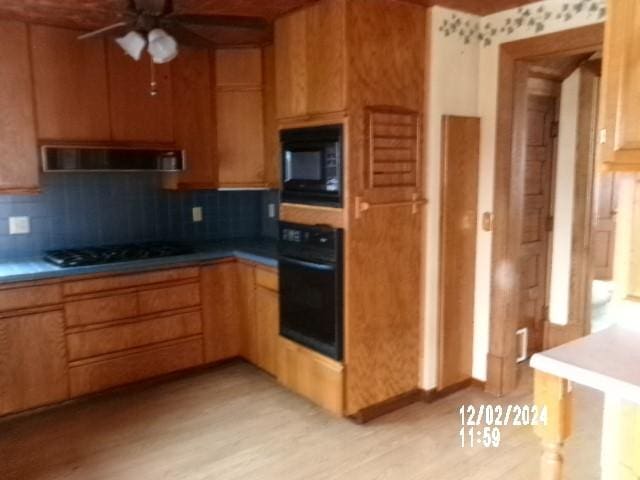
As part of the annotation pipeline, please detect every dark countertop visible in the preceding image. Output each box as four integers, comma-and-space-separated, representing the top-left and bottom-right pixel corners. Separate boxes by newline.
0, 238, 278, 285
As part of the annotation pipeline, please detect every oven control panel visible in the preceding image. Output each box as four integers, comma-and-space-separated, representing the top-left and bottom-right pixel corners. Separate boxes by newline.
279, 223, 341, 264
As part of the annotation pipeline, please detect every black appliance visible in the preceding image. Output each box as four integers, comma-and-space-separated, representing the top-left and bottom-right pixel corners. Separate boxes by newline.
279, 222, 343, 361
280, 125, 342, 206
43, 242, 194, 268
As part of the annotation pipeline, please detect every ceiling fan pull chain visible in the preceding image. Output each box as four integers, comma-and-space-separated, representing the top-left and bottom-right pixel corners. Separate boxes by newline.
149, 56, 158, 97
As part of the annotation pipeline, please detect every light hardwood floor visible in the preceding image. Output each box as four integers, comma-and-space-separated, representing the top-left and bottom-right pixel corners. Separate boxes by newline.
0, 361, 602, 480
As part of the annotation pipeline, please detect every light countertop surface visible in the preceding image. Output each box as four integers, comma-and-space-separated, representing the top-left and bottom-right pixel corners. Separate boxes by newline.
530, 320, 640, 404
0, 238, 278, 285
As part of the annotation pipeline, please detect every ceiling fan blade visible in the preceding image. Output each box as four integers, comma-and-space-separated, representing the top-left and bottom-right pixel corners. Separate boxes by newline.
164, 24, 216, 47
78, 21, 131, 40
134, 0, 169, 16
167, 14, 269, 30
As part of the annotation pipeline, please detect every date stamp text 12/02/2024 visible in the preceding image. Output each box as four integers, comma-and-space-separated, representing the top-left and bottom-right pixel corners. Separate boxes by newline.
458, 404, 549, 448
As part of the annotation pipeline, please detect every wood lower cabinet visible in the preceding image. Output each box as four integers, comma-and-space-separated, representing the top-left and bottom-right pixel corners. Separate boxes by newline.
277, 337, 343, 415
0, 20, 39, 194
254, 269, 279, 376
201, 262, 243, 363
0, 262, 283, 417
69, 338, 203, 397
0, 311, 69, 415
600, 0, 640, 170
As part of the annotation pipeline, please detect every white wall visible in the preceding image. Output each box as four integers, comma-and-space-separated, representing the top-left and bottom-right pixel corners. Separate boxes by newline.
549, 70, 581, 326
422, 0, 606, 388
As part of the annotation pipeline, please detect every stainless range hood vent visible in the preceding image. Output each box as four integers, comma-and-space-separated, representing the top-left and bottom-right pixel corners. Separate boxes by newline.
41, 145, 185, 172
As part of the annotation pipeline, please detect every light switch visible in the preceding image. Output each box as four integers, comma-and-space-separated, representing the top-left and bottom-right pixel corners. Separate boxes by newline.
192, 206, 203, 223
268, 203, 276, 218
9, 216, 30, 235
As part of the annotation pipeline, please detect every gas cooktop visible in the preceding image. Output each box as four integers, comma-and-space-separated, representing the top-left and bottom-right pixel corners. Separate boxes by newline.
43, 242, 194, 268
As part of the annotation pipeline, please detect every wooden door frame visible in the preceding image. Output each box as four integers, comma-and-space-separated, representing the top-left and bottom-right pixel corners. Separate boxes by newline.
487, 24, 604, 396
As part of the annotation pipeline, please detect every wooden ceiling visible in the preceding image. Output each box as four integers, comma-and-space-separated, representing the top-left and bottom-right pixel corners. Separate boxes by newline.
0, 0, 539, 44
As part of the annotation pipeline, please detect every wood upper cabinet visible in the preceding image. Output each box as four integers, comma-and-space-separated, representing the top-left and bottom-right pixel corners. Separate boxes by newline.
215, 48, 267, 188
0, 20, 39, 194
0, 311, 69, 415
600, 0, 640, 170
274, 0, 346, 119
30, 25, 111, 142
107, 45, 174, 143
166, 47, 217, 190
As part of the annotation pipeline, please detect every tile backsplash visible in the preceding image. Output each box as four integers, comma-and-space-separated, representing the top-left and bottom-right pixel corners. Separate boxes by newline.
0, 173, 280, 259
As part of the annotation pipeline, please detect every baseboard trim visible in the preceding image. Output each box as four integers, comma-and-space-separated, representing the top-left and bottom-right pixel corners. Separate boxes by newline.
349, 389, 424, 424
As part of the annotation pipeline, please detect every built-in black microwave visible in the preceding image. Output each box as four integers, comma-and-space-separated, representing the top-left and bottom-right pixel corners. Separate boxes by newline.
280, 125, 342, 207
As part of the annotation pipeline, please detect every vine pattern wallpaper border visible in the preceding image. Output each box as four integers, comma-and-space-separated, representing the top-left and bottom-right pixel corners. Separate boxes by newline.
438, 0, 606, 47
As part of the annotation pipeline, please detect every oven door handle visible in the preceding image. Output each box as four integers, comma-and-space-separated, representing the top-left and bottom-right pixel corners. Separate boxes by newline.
279, 256, 336, 272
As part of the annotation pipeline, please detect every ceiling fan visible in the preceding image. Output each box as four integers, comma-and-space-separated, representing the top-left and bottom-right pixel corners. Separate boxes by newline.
78, 0, 269, 64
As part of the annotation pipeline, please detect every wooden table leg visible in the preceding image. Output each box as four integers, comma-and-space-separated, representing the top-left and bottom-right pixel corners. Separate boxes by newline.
534, 370, 573, 480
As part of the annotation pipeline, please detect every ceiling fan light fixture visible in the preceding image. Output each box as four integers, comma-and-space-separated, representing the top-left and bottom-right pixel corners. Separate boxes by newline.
147, 28, 178, 64
115, 31, 147, 61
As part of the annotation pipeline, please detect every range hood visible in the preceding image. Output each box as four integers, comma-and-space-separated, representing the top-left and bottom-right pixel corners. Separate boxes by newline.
41, 145, 185, 172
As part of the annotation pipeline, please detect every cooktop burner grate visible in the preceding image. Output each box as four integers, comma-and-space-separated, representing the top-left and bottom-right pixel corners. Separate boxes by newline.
43, 242, 194, 268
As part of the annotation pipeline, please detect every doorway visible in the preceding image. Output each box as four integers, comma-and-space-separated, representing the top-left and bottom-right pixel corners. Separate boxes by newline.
487, 24, 604, 396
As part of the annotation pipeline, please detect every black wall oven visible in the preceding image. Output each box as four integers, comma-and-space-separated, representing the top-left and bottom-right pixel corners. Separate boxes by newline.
279, 222, 343, 361
280, 125, 342, 206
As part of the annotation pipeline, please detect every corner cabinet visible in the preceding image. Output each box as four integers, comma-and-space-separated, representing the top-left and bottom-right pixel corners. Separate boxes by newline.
0, 20, 39, 194
600, 0, 640, 170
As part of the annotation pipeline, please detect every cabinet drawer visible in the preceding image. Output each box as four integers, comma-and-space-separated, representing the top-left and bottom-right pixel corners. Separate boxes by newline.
67, 310, 203, 361
63, 267, 199, 296
0, 283, 61, 313
138, 282, 200, 315
255, 267, 278, 292
69, 337, 204, 397
65, 292, 138, 328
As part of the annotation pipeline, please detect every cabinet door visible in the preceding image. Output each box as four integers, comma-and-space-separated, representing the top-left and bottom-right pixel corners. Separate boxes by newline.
215, 48, 266, 188
30, 25, 111, 141
255, 285, 279, 376
201, 262, 242, 363
0, 20, 39, 194
601, 0, 640, 169
274, 0, 346, 119
166, 47, 217, 189
237, 262, 258, 364
0, 311, 69, 415
107, 45, 174, 143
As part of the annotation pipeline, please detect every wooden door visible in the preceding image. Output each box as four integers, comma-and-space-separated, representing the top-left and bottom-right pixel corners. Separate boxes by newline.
167, 47, 217, 189
0, 311, 69, 415
600, 0, 640, 169
0, 20, 39, 194
519, 93, 556, 354
215, 48, 266, 187
30, 25, 111, 142
593, 173, 619, 280
107, 45, 174, 143
438, 116, 479, 390
255, 285, 279, 376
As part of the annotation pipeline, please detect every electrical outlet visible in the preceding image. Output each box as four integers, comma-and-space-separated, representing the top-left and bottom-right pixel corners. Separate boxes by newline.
9, 216, 30, 235
268, 203, 276, 218
192, 206, 203, 223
